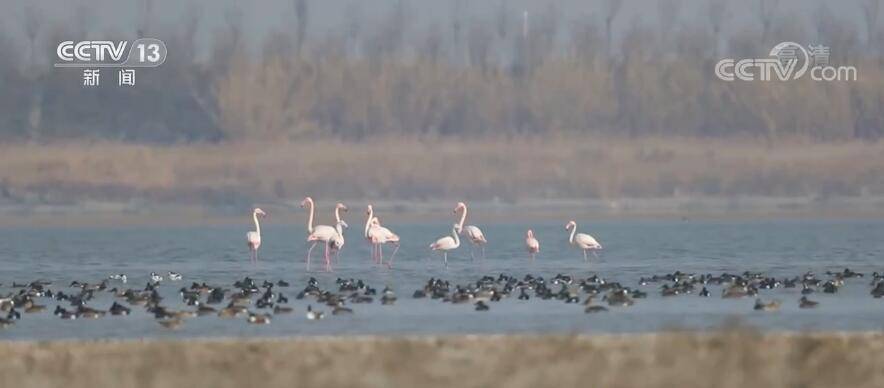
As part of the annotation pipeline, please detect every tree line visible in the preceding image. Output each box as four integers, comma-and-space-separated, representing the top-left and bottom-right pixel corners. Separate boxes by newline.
0, 0, 882, 143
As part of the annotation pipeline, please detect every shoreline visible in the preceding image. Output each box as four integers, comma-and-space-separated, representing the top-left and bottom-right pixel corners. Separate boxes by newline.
2, 331, 883, 387
2, 196, 884, 227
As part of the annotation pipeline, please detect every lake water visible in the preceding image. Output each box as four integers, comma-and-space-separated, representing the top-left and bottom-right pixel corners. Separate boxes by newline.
1, 219, 883, 340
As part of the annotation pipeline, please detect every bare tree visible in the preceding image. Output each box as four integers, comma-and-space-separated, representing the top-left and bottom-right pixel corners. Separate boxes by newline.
468, 20, 493, 72
496, 0, 509, 40
138, 0, 153, 37
708, 0, 728, 58
23, 5, 41, 69
862, 0, 880, 51
758, 0, 779, 46
344, 2, 363, 56
294, 0, 309, 57
604, 0, 623, 58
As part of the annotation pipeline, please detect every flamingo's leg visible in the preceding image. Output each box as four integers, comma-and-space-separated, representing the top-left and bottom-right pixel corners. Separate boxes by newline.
583, 249, 588, 262
481, 245, 485, 260
379, 244, 384, 263
324, 242, 331, 272
592, 250, 599, 259
386, 243, 400, 268
443, 252, 448, 267
255, 249, 259, 262
469, 245, 475, 260
307, 242, 316, 264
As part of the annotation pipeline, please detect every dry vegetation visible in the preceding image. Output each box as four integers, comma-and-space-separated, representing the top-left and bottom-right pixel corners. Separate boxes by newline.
1, 0, 883, 142
1, 137, 884, 207
2, 331, 884, 388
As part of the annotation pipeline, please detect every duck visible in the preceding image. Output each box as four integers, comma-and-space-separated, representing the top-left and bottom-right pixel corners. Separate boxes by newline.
306, 305, 324, 320
699, 287, 710, 297
0, 318, 13, 328
54, 306, 78, 320
108, 274, 128, 283
799, 296, 819, 309
584, 305, 608, 313
474, 301, 490, 311
157, 318, 183, 329
332, 302, 353, 315
109, 302, 131, 316
753, 298, 781, 312
247, 313, 271, 325
381, 287, 397, 305
273, 305, 293, 314
168, 272, 183, 281
196, 305, 217, 316
150, 272, 164, 283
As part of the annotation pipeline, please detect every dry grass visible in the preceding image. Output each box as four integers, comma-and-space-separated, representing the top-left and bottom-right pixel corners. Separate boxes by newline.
1, 331, 884, 388
1, 137, 884, 205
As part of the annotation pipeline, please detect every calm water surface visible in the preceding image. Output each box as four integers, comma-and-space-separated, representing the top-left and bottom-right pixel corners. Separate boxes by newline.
1, 219, 883, 340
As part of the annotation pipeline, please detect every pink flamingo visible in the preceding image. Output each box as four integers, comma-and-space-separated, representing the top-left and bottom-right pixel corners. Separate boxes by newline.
301, 197, 347, 271
246, 208, 267, 262
329, 219, 349, 259
369, 217, 401, 267
430, 224, 461, 267
365, 205, 400, 265
454, 202, 487, 259
525, 229, 540, 260
565, 221, 602, 261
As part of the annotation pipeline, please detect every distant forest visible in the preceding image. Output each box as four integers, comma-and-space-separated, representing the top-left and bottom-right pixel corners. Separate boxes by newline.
0, 0, 882, 143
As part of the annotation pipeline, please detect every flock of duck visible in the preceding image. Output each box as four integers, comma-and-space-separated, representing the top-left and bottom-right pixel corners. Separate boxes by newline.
250, 198, 602, 271
1, 268, 883, 330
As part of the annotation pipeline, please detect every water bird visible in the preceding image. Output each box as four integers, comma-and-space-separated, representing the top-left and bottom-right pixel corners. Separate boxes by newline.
108, 274, 128, 283
150, 272, 163, 283
754, 298, 781, 312
799, 296, 819, 309
381, 287, 397, 305
332, 302, 353, 315
475, 301, 490, 311
365, 205, 401, 266
564, 221, 602, 261
302, 197, 347, 271
246, 208, 267, 262
273, 305, 293, 314
248, 313, 271, 324
306, 305, 324, 320
455, 202, 488, 259
525, 230, 540, 260
168, 272, 182, 281
157, 318, 183, 329
430, 223, 462, 266
699, 287, 710, 297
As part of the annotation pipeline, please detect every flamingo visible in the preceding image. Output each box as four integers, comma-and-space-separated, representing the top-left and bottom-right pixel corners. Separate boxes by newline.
329, 219, 349, 258
564, 220, 602, 261
430, 223, 461, 267
246, 208, 267, 262
365, 205, 400, 266
301, 197, 347, 271
369, 217, 401, 267
454, 202, 487, 259
525, 229, 540, 260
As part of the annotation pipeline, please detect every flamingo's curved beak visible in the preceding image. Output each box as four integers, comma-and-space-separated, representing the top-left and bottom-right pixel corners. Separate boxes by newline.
340, 220, 349, 229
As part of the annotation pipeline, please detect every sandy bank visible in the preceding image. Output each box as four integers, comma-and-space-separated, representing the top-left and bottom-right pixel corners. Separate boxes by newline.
2, 331, 883, 388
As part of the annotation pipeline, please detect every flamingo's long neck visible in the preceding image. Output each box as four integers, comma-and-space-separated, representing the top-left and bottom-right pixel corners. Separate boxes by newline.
457, 205, 468, 230
364, 207, 374, 238
568, 224, 577, 245
451, 225, 461, 248
335, 206, 342, 224
253, 212, 261, 237
306, 200, 315, 234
